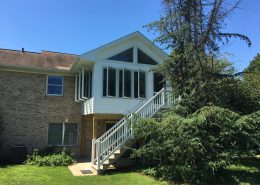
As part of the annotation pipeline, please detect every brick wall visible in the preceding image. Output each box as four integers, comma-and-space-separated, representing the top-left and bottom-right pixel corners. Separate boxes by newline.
0, 70, 81, 160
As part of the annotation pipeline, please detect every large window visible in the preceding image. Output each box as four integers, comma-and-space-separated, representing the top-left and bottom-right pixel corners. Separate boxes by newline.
75, 68, 92, 101
138, 49, 158, 65
124, 69, 131, 98
154, 73, 164, 93
47, 76, 64, 96
103, 67, 116, 97
48, 123, 79, 146
103, 67, 146, 99
118, 69, 132, 98
134, 71, 146, 98
107, 48, 133, 62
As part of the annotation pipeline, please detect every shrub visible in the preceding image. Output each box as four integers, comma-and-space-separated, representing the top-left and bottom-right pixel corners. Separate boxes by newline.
132, 106, 260, 184
26, 148, 75, 166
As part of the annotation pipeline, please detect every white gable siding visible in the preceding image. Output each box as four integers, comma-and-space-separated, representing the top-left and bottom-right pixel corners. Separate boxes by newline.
77, 32, 168, 115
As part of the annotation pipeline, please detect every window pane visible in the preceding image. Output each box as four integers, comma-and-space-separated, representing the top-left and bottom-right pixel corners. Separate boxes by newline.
154, 73, 164, 92
48, 123, 62, 145
134, 72, 138, 98
108, 48, 133, 62
108, 68, 116, 96
124, 70, 131, 97
64, 124, 79, 145
83, 70, 89, 98
103, 68, 107, 96
119, 70, 123, 97
48, 76, 63, 85
138, 49, 158, 65
89, 72, 92, 97
139, 72, 146, 98
47, 85, 62, 95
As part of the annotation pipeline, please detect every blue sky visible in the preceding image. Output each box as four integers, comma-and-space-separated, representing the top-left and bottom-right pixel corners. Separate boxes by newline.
0, 0, 259, 71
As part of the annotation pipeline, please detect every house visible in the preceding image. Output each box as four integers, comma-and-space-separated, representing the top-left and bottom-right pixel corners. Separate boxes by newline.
0, 32, 174, 172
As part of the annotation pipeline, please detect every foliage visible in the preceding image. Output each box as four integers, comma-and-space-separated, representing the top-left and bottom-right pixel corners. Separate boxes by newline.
205, 77, 260, 115
132, 106, 260, 184
146, 0, 253, 114
244, 53, 260, 97
0, 166, 168, 185
26, 148, 75, 166
0, 116, 3, 148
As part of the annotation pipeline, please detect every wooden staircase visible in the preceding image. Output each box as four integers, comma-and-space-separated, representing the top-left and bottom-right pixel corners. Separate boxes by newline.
91, 88, 176, 174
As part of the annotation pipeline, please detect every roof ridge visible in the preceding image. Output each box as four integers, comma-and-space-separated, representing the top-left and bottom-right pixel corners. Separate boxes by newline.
41, 50, 78, 56
0, 48, 41, 54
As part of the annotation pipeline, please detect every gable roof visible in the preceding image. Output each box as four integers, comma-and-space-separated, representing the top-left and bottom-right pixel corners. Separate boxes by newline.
79, 31, 168, 61
0, 49, 78, 72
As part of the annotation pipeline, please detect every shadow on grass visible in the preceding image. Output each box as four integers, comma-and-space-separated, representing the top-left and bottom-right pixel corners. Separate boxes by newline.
217, 158, 260, 185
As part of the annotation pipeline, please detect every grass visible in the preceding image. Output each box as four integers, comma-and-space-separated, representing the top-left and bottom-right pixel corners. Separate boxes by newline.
0, 165, 168, 185
0, 158, 259, 185
224, 158, 260, 185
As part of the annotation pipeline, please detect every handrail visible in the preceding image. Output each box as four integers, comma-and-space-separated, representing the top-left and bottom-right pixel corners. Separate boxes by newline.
93, 88, 174, 170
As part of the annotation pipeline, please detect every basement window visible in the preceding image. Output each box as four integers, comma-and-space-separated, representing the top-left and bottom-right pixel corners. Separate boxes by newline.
48, 123, 80, 146
47, 76, 64, 96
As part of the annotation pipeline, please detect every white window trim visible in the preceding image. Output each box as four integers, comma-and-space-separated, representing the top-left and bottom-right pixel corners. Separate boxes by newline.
133, 70, 147, 99
103, 66, 117, 97
46, 75, 64, 96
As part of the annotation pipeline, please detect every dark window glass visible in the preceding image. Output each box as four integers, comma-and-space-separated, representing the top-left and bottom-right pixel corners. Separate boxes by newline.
106, 122, 116, 131
138, 49, 158, 65
89, 72, 92, 97
48, 123, 62, 145
139, 72, 146, 98
103, 68, 107, 96
134, 72, 138, 98
83, 71, 92, 98
83, 70, 89, 98
48, 76, 63, 85
124, 70, 131, 97
108, 68, 116, 96
108, 48, 133, 62
64, 124, 78, 145
119, 70, 123, 97
47, 76, 63, 96
154, 73, 164, 93
47, 85, 63, 95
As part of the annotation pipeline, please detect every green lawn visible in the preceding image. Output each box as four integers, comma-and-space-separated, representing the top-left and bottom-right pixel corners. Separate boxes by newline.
224, 159, 260, 185
0, 160, 259, 185
0, 165, 168, 185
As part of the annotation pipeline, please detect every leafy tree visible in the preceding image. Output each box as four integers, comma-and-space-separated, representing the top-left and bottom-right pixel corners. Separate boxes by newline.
147, 0, 252, 113
0, 116, 3, 148
244, 53, 260, 96
132, 107, 260, 184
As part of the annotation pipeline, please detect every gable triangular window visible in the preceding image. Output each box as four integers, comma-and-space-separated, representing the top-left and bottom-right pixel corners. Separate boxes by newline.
108, 48, 133, 62
137, 49, 158, 65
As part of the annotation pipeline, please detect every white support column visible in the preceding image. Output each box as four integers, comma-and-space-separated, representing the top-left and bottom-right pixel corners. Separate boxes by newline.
91, 139, 96, 165
96, 140, 101, 170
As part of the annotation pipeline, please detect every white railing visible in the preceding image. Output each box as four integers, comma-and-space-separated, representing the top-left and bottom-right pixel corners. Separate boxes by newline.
92, 88, 174, 170
82, 97, 94, 115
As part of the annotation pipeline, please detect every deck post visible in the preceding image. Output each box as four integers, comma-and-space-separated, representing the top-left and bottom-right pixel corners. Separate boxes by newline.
91, 139, 96, 165
96, 140, 101, 170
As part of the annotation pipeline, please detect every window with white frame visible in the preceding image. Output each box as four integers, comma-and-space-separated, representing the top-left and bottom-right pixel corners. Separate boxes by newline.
134, 71, 146, 98
48, 123, 79, 146
103, 67, 117, 97
75, 68, 92, 101
103, 67, 146, 99
47, 76, 64, 96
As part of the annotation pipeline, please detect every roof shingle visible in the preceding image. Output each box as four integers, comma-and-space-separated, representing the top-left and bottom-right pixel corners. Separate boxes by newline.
0, 49, 78, 72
